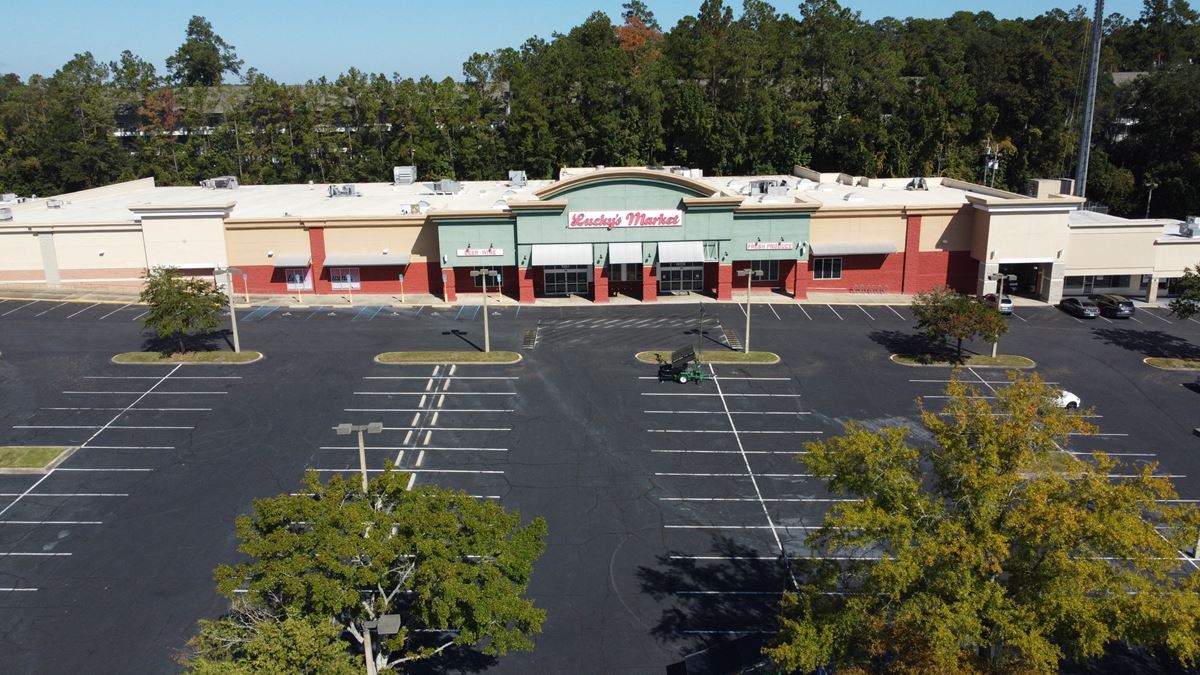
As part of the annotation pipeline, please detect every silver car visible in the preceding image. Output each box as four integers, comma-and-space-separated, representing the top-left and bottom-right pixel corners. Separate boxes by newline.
983, 293, 1013, 315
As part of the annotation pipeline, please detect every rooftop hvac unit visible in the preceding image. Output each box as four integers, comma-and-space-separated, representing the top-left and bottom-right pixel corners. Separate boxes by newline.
327, 184, 358, 197
906, 177, 929, 191
432, 180, 462, 195
1, 193, 16, 202
200, 176, 238, 189
393, 165, 417, 185
46, 198, 64, 209
0, 207, 11, 221
1187, 215, 1199, 226
748, 179, 780, 195
1178, 221, 1200, 238
507, 170, 527, 186
670, 167, 691, 176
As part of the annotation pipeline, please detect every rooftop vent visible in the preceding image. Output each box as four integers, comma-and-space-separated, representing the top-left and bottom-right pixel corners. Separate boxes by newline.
1, 193, 16, 202
46, 198, 64, 209
507, 170, 527, 187
843, 192, 866, 203
328, 184, 358, 197
0, 207, 11, 221
417, 200, 431, 214
1179, 220, 1200, 238
393, 165, 417, 185
491, 199, 509, 210
200, 176, 238, 189
1187, 215, 1199, 226
906, 177, 929, 191
431, 180, 462, 195
747, 179, 781, 195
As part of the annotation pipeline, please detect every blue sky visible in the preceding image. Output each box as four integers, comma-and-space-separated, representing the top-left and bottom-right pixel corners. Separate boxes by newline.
5, 0, 1143, 83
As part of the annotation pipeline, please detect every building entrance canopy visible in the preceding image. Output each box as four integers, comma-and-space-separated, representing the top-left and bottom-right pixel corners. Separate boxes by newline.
531, 244, 592, 266
810, 241, 896, 256
657, 240, 705, 264
271, 255, 312, 267
608, 242, 643, 265
323, 252, 410, 266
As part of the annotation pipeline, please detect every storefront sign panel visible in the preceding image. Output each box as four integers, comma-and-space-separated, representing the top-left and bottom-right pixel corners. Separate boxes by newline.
746, 241, 794, 251
457, 247, 505, 257
567, 209, 683, 230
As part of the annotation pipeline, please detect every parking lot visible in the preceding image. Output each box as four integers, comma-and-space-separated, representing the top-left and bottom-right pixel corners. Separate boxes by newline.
2, 296, 1200, 672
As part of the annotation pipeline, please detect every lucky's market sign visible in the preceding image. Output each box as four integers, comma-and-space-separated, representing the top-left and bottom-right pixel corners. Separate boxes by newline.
567, 209, 683, 230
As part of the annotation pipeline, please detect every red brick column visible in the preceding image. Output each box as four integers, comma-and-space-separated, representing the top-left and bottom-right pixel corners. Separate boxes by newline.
642, 266, 657, 302
443, 268, 457, 303
716, 263, 733, 301
593, 267, 609, 303
791, 259, 808, 299
901, 214, 922, 294
518, 267, 535, 304
307, 227, 328, 294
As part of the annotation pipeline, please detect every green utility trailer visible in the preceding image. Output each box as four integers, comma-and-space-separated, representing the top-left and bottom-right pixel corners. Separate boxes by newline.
658, 345, 711, 384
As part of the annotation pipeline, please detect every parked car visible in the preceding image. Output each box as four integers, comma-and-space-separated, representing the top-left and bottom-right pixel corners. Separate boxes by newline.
1089, 293, 1135, 318
1059, 297, 1100, 318
1056, 390, 1081, 409
983, 293, 1014, 315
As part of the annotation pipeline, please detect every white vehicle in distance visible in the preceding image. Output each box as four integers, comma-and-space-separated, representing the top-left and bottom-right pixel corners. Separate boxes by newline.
982, 293, 1013, 315
1055, 390, 1081, 409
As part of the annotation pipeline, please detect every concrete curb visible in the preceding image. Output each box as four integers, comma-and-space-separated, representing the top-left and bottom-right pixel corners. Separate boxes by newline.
0, 296, 141, 306
373, 352, 523, 365
634, 351, 781, 365
1143, 357, 1200, 371
888, 354, 1036, 369
0, 446, 79, 475
110, 352, 265, 365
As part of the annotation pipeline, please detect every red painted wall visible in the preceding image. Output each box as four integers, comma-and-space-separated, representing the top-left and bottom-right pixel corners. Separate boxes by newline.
803, 251, 978, 295
911, 250, 978, 293
806, 253, 904, 293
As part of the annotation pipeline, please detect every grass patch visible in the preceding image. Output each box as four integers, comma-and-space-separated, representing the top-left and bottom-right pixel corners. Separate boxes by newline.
0, 446, 71, 470
1144, 357, 1200, 370
113, 351, 263, 364
890, 353, 1035, 368
635, 350, 780, 365
376, 351, 522, 364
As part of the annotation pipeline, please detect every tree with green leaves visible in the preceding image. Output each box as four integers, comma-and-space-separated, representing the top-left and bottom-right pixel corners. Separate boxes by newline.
768, 373, 1200, 674
166, 16, 244, 86
139, 267, 227, 354
910, 286, 1009, 360
1168, 263, 1200, 319
182, 606, 358, 675
184, 468, 547, 674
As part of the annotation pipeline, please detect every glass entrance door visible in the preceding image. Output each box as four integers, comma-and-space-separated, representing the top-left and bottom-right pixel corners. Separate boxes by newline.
658, 262, 704, 293
544, 266, 589, 295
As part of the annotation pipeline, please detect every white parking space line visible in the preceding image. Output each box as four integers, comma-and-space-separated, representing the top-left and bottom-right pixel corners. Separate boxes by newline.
314, 468, 504, 474
637, 376, 791, 381
132, 310, 148, 321
379, 426, 510, 432
910, 379, 1057, 385
344, 408, 513, 413
85, 376, 241, 380
660, 497, 861, 502
1143, 310, 1173, 324
665, 524, 821, 530
65, 303, 101, 318
652, 449, 807, 455
1068, 432, 1129, 437
62, 391, 226, 395
767, 304, 781, 320
0, 552, 72, 557
1, 300, 39, 316
641, 392, 803, 398
1129, 316, 1144, 324
885, 305, 905, 320
0, 520, 102, 525
1098, 315, 1113, 324
41, 407, 211, 412
736, 303, 747, 317
647, 429, 822, 434
13, 425, 193, 430
55, 468, 154, 472
363, 376, 518, 380
795, 304, 812, 320
0, 364, 182, 518
1011, 311, 1027, 322
1189, 317, 1200, 325
856, 305, 874, 320
0, 493, 127, 497
826, 304, 843, 320
319, 446, 506, 452
34, 304, 67, 317
644, 410, 810, 415
0, 588, 38, 592
81, 446, 175, 450
1066, 451, 1156, 457
354, 391, 513, 396
655, 471, 816, 478
97, 303, 133, 320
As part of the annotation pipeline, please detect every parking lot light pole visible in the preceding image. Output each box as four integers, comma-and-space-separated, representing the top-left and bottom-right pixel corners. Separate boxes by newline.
213, 266, 242, 353
336, 422, 383, 494
470, 269, 495, 353
737, 268, 764, 354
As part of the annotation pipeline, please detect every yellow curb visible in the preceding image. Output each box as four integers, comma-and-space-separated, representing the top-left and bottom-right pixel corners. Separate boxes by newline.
0, 296, 142, 306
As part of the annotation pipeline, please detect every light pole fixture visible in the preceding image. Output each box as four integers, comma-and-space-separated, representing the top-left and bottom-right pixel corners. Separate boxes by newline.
736, 268, 764, 354
469, 268, 496, 353
336, 422, 383, 494
213, 266, 243, 353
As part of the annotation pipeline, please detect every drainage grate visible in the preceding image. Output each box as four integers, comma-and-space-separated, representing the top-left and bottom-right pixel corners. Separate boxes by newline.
522, 328, 538, 350
723, 328, 743, 352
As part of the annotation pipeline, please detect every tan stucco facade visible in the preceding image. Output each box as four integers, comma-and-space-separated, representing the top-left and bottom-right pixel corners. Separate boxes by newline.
809, 211, 909, 252
1065, 225, 1160, 275
322, 224, 435, 262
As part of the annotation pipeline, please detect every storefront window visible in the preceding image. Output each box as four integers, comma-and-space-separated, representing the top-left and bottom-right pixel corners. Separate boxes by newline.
330, 267, 360, 290
703, 241, 719, 262
471, 266, 502, 289
751, 260, 780, 281
608, 263, 643, 282
813, 258, 842, 280
285, 267, 312, 291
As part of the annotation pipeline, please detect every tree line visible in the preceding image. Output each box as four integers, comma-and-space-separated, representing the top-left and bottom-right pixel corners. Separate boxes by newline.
1, 1, 1198, 218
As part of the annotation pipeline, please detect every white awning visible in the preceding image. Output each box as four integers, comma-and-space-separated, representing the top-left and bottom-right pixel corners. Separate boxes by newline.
531, 244, 593, 266
164, 263, 216, 269
810, 241, 897, 257
657, 240, 705, 263
272, 255, 311, 268
608, 242, 643, 265
323, 252, 410, 266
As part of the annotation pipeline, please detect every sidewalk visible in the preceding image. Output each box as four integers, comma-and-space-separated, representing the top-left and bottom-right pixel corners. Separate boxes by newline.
0, 282, 1173, 310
